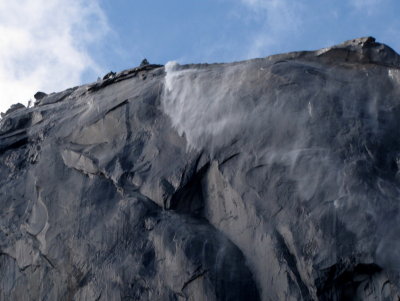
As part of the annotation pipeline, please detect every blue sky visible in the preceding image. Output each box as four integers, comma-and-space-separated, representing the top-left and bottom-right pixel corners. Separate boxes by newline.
1, 0, 400, 112
95, 0, 400, 70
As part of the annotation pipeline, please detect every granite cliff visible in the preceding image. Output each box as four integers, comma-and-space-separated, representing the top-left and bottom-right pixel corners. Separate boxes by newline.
1, 37, 400, 300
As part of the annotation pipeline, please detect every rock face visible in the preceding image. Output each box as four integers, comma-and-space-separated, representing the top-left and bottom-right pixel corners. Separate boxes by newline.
1, 37, 400, 300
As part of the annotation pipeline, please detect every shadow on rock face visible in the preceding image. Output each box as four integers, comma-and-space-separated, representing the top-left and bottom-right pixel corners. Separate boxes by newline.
2, 37, 400, 300
316, 263, 395, 301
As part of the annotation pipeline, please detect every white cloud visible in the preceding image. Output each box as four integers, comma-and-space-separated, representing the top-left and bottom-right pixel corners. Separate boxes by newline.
239, 0, 304, 58
350, 0, 383, 13
0, 0, 109, 113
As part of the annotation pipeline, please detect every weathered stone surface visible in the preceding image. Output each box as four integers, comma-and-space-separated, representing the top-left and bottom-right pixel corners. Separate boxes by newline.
34, 87, 78, 107
1, 37, 400, 300
34, 91, 48, 101
1, 103, 26, 117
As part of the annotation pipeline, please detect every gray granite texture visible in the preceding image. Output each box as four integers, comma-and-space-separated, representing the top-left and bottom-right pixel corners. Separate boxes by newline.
1, 37, 400, 300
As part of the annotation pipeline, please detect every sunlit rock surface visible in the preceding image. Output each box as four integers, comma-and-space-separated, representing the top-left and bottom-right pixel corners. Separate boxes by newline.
1, 37, 400, 300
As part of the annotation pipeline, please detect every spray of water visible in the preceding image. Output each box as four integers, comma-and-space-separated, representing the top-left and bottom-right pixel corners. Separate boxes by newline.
162, 58, 400, 275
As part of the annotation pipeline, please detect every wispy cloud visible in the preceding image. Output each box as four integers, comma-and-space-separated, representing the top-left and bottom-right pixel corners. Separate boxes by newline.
239, 0, 304, 58
350, 0, 383, 14
0, 0, 110, 113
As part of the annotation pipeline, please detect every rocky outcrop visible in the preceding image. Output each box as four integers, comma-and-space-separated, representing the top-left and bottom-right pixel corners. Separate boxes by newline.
1, 37, 400, 300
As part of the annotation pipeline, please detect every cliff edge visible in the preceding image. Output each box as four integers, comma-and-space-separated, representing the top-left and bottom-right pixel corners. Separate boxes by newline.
1, 37, 400, 300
